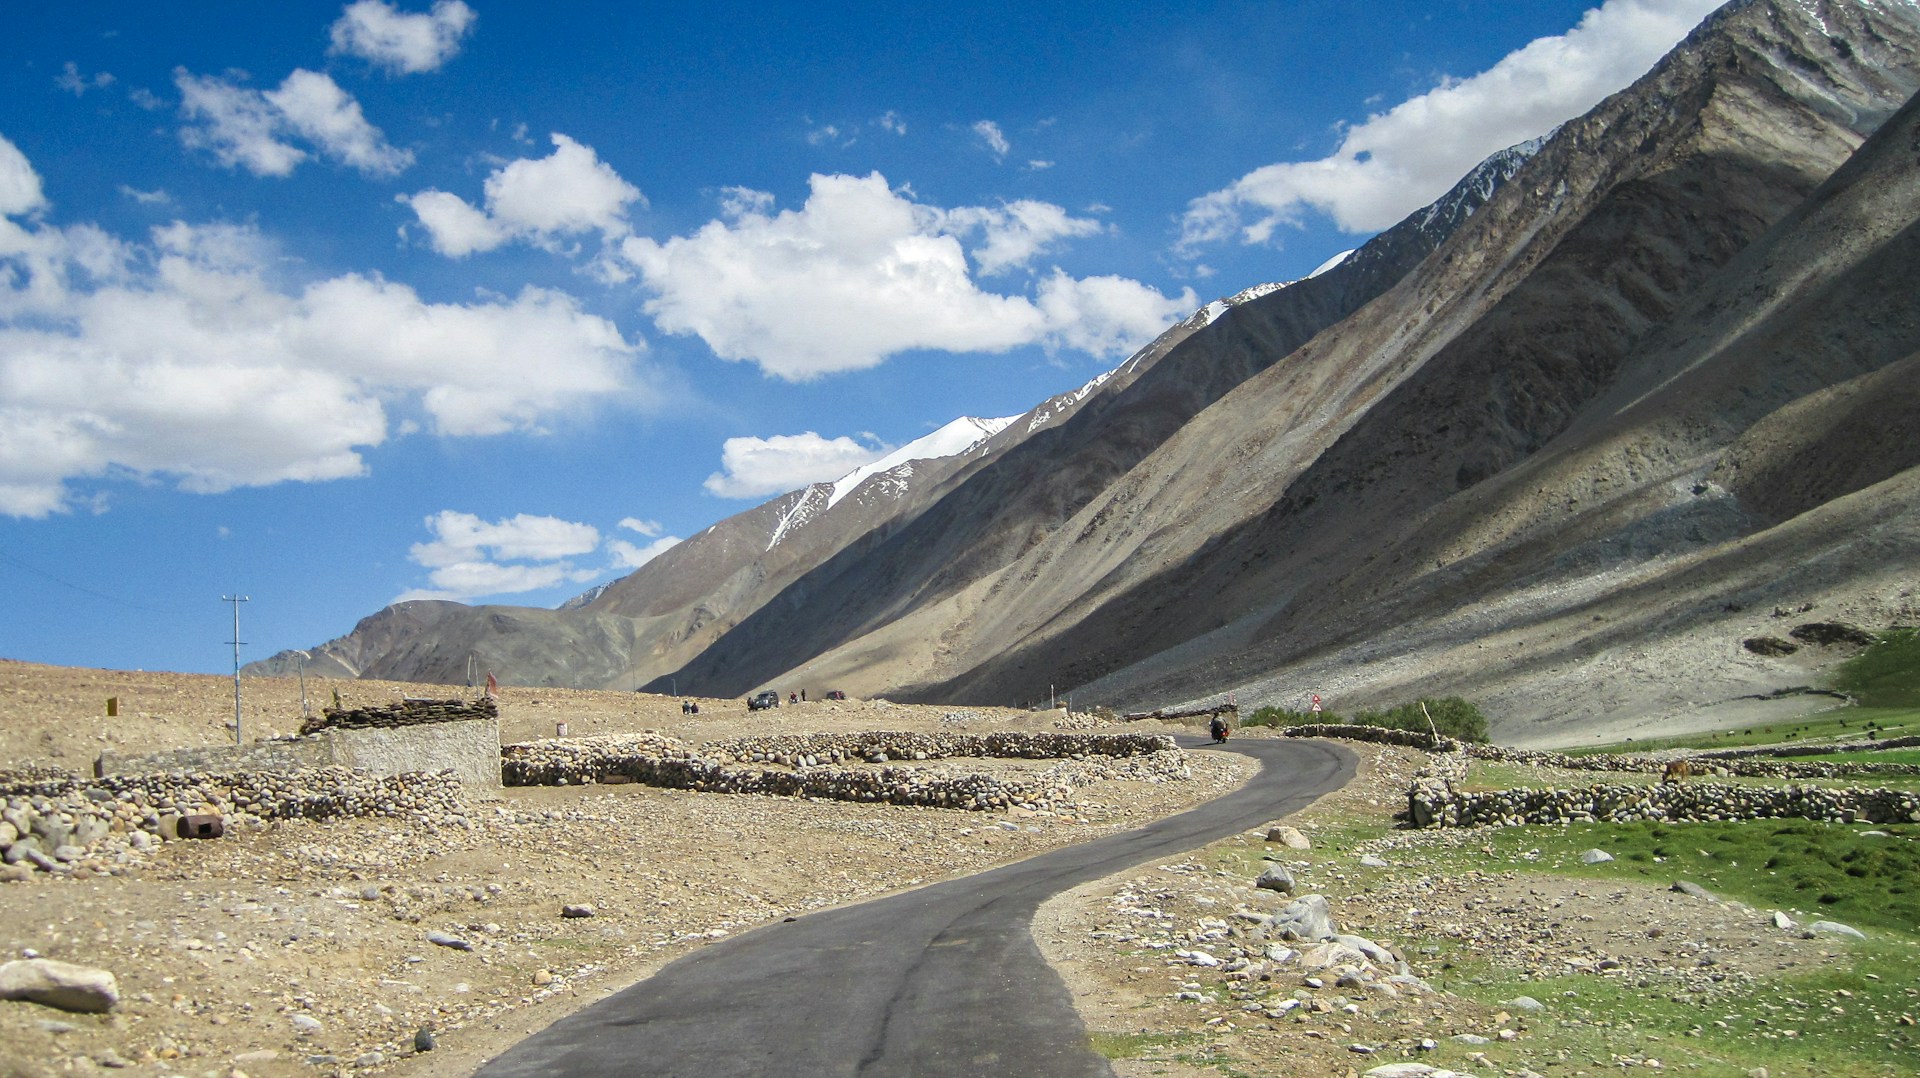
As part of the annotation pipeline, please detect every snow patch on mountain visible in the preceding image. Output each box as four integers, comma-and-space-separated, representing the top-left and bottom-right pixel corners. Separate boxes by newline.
1309, 249, 1355, 278
826, 415, 1017, 510
761, 416, 1019, 551
766, 487, 829, 551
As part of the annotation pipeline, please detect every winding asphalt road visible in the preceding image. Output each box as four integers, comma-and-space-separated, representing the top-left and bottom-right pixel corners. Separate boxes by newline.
474, 736, 1355, 1078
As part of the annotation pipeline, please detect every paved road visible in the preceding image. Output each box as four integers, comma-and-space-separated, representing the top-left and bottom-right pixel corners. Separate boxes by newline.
474, 736, 1355, 1078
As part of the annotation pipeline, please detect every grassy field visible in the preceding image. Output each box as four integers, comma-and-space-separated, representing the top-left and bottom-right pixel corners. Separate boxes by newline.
1210, 817, 1920, 1075
1572, 630, 1920, 756
1570, 707, 1920, 755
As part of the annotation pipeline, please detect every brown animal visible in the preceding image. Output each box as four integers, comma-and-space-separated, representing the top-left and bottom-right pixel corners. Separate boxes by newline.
1662, 760, 1693, 783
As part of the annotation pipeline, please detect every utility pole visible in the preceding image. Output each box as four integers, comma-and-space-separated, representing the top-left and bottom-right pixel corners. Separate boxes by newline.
223, 595, 249, 744
293, 649, 311, 717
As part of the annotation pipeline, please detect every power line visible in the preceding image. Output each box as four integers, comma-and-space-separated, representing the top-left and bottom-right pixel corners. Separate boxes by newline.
0, 547, 169, 615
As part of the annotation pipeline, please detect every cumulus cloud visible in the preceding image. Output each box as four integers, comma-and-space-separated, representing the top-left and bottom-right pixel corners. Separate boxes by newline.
265, 69, 414, 176
401, 134, 643, 256
329, 0, 477, 74
609, 534, 680, 569
620, 172, 1194, 380
945, 199, 1105, 276
0, 136, 47, 217
397, 509, 682, 600
704, 431, 892, 499
1180, 0, 1723, 244
175, 67, 412, 177
971, 120, 1010, 160
410, 510, 600, 568
0, 133, 649, 518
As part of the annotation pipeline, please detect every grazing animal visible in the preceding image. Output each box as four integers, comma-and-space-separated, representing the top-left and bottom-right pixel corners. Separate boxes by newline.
1662, 760, 1693, 783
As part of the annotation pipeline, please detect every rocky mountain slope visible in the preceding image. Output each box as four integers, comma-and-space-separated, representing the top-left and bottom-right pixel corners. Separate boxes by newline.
263, 0, 1920, 744
662, 0, 1920, 728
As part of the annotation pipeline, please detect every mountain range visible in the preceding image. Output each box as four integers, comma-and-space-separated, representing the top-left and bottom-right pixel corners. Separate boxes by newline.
251, 0, 1920, 744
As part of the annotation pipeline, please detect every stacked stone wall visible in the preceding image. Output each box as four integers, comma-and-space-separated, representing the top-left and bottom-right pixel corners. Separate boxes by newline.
1279, 725, 1920, 779
1407, 775, 1920, 829
501, 731, 1187, 813
1, 767, 464, 879
301, 695, 498, 734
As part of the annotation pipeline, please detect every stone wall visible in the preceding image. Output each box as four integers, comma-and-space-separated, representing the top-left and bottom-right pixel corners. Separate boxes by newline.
97, 718, 502, 790
2, 767, 465, 880
1408, 774, 1920, 828
300, 696, 498, 735
501, 730, 1188, 813
1279, 724, 1920, 780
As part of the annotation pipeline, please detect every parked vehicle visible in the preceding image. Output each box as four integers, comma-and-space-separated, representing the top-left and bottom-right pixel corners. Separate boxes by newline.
824, 690, 847, 700
747, 690, 781, 710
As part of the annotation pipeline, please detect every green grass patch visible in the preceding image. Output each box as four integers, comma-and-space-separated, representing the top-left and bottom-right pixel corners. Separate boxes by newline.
1837, 627, 1920, 708
1424, 941, 1920, 1077
1088, 1030, 1200, 1061
1570, 707, 1920, 756
1446, 821, 1920, 938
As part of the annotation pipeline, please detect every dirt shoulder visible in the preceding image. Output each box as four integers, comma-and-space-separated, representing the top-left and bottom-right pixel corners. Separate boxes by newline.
1035, 734, 1844, 1077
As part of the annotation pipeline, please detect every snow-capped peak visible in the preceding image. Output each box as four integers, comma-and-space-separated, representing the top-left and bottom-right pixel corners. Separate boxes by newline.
827, 415, 1017, 510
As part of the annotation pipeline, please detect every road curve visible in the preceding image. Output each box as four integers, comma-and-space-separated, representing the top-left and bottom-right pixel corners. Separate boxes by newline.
474, 736, 1355, 1078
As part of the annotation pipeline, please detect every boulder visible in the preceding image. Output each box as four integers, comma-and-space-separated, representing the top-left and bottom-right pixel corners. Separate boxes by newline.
1254, 864, 1296, 894
0, 959, 120, 1013
1266, 825, 1311, 849
1270, 894, 1337, 942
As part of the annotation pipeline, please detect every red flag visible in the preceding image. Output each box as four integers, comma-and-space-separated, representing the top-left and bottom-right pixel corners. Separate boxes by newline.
485, 672, 498, 697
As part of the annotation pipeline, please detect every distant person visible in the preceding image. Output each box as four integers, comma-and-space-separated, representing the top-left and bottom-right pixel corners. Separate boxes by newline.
801, 689, 807, 702
690, 702, 698, 715
789, 692, 797, 704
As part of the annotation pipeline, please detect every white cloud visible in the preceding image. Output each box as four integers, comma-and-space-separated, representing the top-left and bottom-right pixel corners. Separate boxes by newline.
1033, 271, 1196, 357
265, 69, 414, 176
0, 136, 47, 217
401, 134, 643, 256
618, 517, 664, 537
118, 186, 171, 206
1180, 0, 1723, 244
620, 172, 1192, 380
329, 0, 477, 74
877, 111, 906, 136
397, 509, 682, 600
971, 119, 1009, 160
945, 199, 1106, 276
608, 534, 680, 569
0, 134, 650, 518
55, 62, 115, 97
410, 510, 600, 568
175, 69, 305, 177
704, 431, 892, 499
174, 68, 411, 178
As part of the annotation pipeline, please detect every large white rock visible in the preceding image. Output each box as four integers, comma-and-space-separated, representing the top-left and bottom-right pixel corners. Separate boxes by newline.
0, 958, 120, 1013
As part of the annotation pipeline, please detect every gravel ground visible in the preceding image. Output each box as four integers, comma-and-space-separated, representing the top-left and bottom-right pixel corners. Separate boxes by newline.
1034, 737, 1871, 1077
0, 661, 1251, 1078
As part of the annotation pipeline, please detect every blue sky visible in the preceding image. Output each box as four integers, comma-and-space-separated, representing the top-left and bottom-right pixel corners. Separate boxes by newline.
0, 0, 1723, 675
